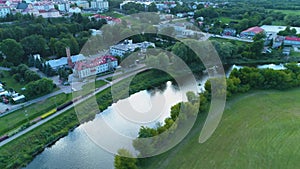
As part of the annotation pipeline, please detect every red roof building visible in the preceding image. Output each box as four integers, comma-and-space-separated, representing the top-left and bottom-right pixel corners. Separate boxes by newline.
74, 55, 118, 79
284, 36, 300, 46
240, 26, 265, 38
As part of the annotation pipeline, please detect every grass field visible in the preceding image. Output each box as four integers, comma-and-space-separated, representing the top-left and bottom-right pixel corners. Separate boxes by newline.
0, 71, 25, 94
139, 88, 300, 169
0, 93, 72, 136
271, 9, 300, 16
219, 17, 239, 24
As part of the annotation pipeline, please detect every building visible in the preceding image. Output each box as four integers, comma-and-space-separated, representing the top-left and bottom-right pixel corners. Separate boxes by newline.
12, 94, 25, 104
222, 28, 236, 36
57, 3, 70, 12
69, 6, 81, 13
74, 1, 89, 9
0, 6, 10, 17
260, 25, 300, 35
240, 26, 264, 38
272, 36, 284, 48
109, 40, 155, 57
38, 8, 61, 18
74, 55, 118, 79
90, 0, 109, 11
46, 54, 86, 70
284, 36, 300, 46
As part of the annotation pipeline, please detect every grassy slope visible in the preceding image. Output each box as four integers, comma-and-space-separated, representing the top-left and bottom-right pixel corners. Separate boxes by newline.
139, 88, 300, 169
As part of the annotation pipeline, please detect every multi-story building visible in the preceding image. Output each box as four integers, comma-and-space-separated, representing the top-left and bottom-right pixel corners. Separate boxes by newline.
90, 0, 109, 11
74, 55, 118, 79
109, 40, 155, 57
0, 6, 10, 17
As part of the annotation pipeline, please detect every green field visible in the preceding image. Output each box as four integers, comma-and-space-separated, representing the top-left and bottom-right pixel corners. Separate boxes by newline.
0, 93, 72, 136
0, 71, 25, 94
271, 9, 300, 16
139, 88, 300, 169
219, 17, 239, 24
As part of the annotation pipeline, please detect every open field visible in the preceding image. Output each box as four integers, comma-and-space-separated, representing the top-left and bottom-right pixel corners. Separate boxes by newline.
139, 88, 300, 169
0, 93, 72, 136
270, 9, 300, 16
219, 17, 239, 24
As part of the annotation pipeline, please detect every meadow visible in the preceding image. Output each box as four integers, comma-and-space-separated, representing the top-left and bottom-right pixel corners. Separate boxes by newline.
139, 88, 300, 169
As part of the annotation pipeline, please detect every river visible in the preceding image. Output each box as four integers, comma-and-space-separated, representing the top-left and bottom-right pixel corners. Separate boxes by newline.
24, 64, 286, 169
24, 74, 203, 169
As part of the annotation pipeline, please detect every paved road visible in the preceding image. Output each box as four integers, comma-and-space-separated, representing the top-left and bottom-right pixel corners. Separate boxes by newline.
213, 35, 254, 43
0, 67, 149, 147
0, 64, 146, 117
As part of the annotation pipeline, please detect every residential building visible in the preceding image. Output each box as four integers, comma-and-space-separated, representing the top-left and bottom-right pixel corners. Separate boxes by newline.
57, 3, 70, 12
46, 54, 86, 70
240, 26, 264, 38
272, 36, 284, 48
0, 6, 10, 17
90, 0, 109, 11
74, 55, 118, 79
38, 8, 61, 18
69, 6, 81, 13
222, 28, 236, 36
284, 36, 300, 46
74, 1, 89, 9
109, 40, 155, 57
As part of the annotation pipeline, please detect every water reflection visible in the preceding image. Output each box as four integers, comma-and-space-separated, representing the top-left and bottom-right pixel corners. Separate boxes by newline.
25, 81, 188, 169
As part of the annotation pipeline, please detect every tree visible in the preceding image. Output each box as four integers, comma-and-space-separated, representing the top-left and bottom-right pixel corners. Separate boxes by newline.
148, 2, 158, 12
20, 35, 48, 56
0, 39, 24, 65
253, 33, 266, 41
114, 149, 138, 169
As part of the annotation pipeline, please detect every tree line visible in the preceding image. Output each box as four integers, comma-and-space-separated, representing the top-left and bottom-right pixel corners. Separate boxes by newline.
0, 13, 107, 66
115, 62, 300, 169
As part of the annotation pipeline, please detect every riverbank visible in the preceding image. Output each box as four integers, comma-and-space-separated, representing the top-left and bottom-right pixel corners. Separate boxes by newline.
0, 69, 174, 169
137, 88, 300, 169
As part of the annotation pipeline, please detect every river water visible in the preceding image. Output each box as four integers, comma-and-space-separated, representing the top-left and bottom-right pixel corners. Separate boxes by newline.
24, 74, 203, 169
24, 64, 286, 169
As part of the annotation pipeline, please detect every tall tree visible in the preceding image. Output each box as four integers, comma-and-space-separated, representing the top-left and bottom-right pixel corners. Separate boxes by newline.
0, 39, 24, 65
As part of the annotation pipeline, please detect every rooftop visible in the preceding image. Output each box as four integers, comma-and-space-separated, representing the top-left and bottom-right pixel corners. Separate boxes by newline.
285, 36, 300, 42
242, 26, 264, 34
75, 55, 117, 71
46, 54, 86, 68
261, 25, 300, 34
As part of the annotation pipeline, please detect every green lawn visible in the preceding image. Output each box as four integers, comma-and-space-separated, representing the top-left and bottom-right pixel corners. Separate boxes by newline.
219, 17, 239, 24
0, 71, 25, 94
209, 37, 250, 45
81, 80, 107, 92
0, 93, 72, 136
271, 9, 300, 16
139, 88, 300, 169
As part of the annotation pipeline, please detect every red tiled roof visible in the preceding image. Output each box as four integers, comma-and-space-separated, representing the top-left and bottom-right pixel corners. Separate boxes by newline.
75, 55, 117, 71
242, 26, 264, 34
285, 36, 300, 42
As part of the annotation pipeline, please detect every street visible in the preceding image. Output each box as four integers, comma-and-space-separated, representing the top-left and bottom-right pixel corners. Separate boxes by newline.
0, 66, 149, 147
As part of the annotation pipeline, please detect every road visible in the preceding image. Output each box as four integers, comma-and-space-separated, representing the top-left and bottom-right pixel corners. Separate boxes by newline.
0, 64, 146, 117
0, 67, 149, 147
